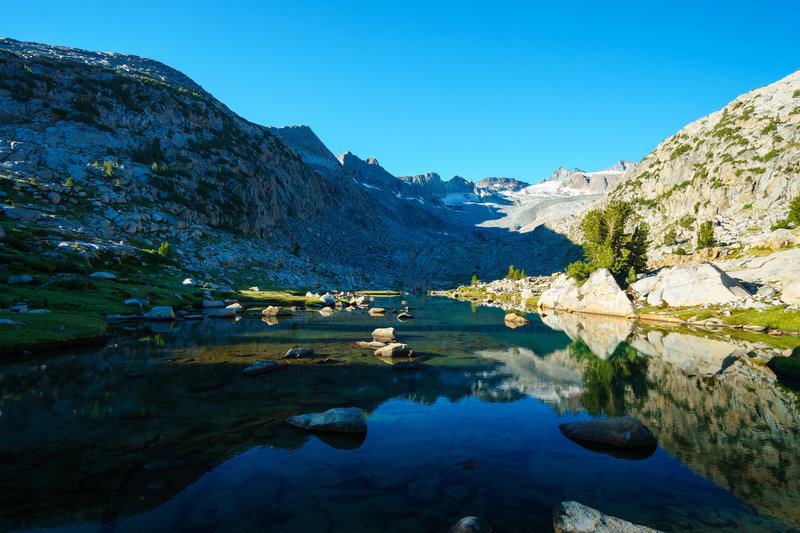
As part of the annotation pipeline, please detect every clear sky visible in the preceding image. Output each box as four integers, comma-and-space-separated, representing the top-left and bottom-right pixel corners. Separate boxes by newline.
2, 1, 798, 182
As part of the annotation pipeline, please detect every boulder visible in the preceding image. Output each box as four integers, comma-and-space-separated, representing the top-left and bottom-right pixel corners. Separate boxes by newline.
539, 270, 634, 317
397, 312, 414, 320
225, 303, 243, 312
284, 347, 314, 359
371, 327, 396, 342
318, 307, 334, 316
559, 416, 657, 452
504, 313, 529, 324
553, 501, 664, 533
181, 278, 195, 286
9, 303, 27, 313
357, 341, 387, 349
48, 192, 61, 204
143, 306, 175, 321
209, 307, 238, 318
449, 516, 492, 533
89, 271, 116, 280
319, 293, 336, 306
202, 300, 225, 308
124, 298, 149, 309
262, 306, 292, 317
631, 262, 749, 307
368, 307, 386, 316
243, 360, 280, 376
374, 343, 413, 358
7, 274, 33, 284
286, 407, 367, 433
782, 279, 800, 305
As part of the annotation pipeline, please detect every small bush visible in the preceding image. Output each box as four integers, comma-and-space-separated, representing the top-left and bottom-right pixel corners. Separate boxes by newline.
157, 241, 171, 258
64, 176, 76, 187
471, 274, 479, 286
679, 214, 696, 229
506, 265, 525, 280
663, 228, 677, 246
674, 247, 687, 256
697, 221, 716, 248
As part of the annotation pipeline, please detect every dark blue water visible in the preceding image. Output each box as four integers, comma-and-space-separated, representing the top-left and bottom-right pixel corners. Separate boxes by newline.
1, 296, 797, 532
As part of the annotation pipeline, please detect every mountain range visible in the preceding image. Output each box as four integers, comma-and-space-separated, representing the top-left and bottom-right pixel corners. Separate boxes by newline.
0, 37, 797, 289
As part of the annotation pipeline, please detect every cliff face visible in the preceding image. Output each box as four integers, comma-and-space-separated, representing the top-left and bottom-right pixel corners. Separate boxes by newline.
609, 70, 800, 250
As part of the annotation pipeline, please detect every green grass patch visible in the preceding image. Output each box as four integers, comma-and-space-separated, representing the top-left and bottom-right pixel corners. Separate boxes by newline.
234, 288, 318, 306
354, 290, 403, 296
0, 310, 107, 354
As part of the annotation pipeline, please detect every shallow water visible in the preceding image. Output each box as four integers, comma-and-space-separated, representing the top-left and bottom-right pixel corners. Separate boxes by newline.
1, 296, 798, 532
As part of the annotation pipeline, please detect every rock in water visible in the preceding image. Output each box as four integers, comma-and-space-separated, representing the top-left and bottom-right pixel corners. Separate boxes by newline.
142, 306, 175, 321
262, 306, 292, 317
559, 417, 657, 452
284, 347, 314, 358
243, 360, 280, 376
553, 501, 664, 533
202, 300, 225, 308
371, 327, 396, 342
504, 313, 529, 327
319, 293, 335, 306
374, 343, 412, 358
357, 341, 387, 349
397, 312, 414, 320
286, 407, 367, 433
449, 516, 492, 533
368, 307, 386, 316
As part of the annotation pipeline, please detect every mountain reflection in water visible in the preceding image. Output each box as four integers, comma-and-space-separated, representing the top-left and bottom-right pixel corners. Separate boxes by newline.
0, 297, 797, 532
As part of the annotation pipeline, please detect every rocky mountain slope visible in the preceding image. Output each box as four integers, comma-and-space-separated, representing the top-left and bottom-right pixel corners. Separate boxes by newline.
0, 38, 585, 288
604, 70, 800, 255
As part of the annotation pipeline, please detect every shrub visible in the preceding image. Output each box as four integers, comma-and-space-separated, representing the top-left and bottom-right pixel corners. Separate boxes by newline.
566, 200, 649, 284
679, 214, 696, 229
64, 176, 76, 187
471, 274, 479, 286
625, 268, 637, 285
663, 228, 677, 247
697, 221, 716, 248
770, 193, 800, 230
157, 241, 171, 258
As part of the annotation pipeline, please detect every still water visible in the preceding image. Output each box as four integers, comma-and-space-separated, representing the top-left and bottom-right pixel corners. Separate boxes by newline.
0, 296, 798, 532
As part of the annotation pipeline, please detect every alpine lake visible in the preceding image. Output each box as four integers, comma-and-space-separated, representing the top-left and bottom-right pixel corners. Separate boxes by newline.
1, 295, 799, 533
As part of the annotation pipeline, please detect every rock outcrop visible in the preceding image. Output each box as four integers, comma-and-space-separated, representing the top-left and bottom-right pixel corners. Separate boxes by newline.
630, 261, 749, 307
558, 417, 658, 452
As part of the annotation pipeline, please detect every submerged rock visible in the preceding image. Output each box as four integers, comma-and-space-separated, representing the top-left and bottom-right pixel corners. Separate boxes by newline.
374, 343, 413, 358
559, 417, 657, 453
357, 340, 387, 349
369, 307, 386, 316
397, 312, 414, 320
449, 516, 492, 533
553, 501, 664, 532
243, 360, 280, 376
284, 347, 314, 359
286, 407, 367, 433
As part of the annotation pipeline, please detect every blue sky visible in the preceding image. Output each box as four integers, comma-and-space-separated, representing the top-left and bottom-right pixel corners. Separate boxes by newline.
3, 1, 798, 182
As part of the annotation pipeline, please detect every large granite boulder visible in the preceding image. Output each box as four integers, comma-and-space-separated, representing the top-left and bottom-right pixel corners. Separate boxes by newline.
781, 278, 800, 305
286, 407, 367, 433
539, 269, 634, 317
553, 501, 664, 533
262, 306, 292, 317
559, 416, 657, 452
374, 343, 412, 358
631, 262, 749, 307
371, 327, 396, 342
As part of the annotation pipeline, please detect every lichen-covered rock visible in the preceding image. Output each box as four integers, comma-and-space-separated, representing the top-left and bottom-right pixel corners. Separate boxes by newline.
553, 501, 664, 533
286, 407, 367, 433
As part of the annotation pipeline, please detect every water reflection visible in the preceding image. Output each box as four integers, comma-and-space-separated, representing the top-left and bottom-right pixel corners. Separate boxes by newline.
0, 298, 797, 532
